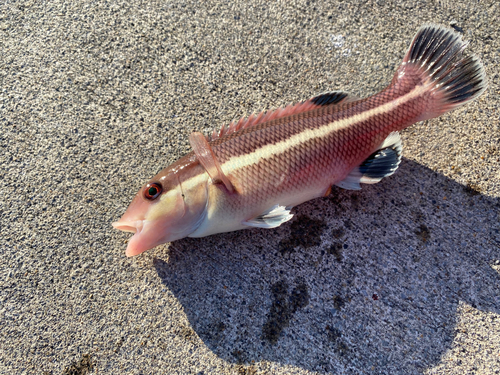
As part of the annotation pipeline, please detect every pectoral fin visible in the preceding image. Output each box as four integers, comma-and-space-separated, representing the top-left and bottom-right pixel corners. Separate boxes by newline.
243, 205, 294, 229
189, 132, 235, 193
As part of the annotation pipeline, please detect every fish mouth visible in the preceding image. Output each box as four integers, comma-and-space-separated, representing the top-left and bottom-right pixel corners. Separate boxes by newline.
112, 216, 192, 257
112, 220, 144, 234
112, 220, 164, 257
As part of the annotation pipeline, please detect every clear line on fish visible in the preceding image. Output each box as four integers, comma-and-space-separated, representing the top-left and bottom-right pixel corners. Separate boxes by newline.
113, 24, 486, 257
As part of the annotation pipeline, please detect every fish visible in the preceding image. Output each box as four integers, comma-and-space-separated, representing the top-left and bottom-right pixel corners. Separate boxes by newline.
113, 24, 486, 257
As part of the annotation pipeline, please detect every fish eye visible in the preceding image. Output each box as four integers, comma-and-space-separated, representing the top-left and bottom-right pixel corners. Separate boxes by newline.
144, 182, 162, 200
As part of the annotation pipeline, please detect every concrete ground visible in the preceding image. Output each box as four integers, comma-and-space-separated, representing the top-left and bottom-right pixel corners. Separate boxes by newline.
1, 0, 499, 374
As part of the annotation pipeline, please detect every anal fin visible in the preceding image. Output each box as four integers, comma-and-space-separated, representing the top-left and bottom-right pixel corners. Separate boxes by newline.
243, 205, 293, 229
189, 132, 235, 193
335, 132, 403, 190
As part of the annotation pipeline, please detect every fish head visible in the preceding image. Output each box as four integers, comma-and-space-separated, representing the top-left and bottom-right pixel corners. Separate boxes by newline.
113, 158, 209, 256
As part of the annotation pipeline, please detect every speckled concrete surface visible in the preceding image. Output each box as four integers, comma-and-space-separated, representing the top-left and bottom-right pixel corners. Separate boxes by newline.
1, 1, 499, 374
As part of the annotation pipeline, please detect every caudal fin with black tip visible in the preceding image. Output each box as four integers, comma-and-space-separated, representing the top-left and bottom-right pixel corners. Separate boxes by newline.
398, 24, 486, 121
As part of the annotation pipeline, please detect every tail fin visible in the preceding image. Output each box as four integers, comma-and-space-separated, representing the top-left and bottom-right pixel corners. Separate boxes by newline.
400, 24, 486, 121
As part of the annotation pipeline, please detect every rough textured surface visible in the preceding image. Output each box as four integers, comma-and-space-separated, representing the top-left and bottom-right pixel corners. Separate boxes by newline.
1, 0, 499, 374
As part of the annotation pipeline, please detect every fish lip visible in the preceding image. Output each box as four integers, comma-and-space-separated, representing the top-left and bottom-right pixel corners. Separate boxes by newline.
112, 220, 144, 234
113, 219, 170, 257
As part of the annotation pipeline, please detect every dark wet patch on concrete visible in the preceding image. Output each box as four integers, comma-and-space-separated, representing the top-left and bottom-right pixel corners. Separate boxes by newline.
235, 364, 257, 375
201, 320, 227, 345
279, 216, 327, 255
232, 348, 249, 365
415, 224, 431, 243
332, 295, 345, 311
327, 242, 344, 261
262, 278, 310, 344
331, 228, 345, 239
343, 219, 353, 230
325, 325, 342, 341
62, 353, 93, 375
464, 182, 482, 196
325, 325, 349, 356
349, 193, 361, 210
328, 227, 346, 261
176, 325, 196, 342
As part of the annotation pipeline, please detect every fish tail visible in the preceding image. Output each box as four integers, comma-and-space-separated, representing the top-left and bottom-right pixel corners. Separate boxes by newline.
395, 24, 486, 121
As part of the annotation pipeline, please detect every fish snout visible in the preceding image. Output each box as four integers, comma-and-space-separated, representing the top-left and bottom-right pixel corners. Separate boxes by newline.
113, 219, 170, 257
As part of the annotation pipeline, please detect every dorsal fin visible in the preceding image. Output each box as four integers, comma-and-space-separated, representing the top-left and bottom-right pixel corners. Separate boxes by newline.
189, 132, 235, 193
210, 91, 351, 141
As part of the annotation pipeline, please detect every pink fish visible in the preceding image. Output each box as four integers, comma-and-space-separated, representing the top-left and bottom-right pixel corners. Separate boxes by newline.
113, 24, 486, 256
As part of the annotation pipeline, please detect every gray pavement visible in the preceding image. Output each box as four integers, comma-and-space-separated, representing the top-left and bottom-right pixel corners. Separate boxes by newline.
1, 0, 499, 374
